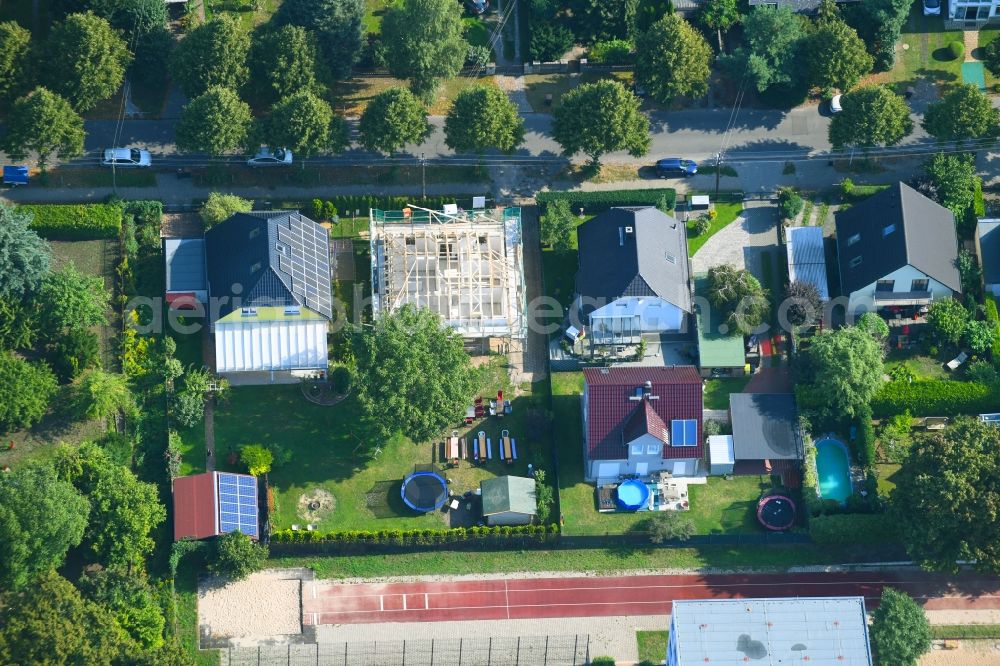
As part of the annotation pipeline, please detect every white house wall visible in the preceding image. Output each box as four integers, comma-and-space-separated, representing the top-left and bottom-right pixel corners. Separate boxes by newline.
587, 457, 698, 482
215, 319, 329, 372
847, 264, 953, 314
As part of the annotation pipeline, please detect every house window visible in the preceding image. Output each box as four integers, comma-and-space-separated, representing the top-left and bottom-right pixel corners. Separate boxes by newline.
875, 279, 894, 292
665, 252, 677, 264
250, 261, 261, 273
847, 233, 861, 246
646, 443, 660, 455
849, 256, 863, 268
911, 278, 929, 292
883, 224, 896, 237
671, 419, 698, 447
630, 443, 644, 456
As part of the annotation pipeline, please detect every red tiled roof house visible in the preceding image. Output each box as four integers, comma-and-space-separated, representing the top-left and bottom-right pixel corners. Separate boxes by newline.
582, 366, 703, 482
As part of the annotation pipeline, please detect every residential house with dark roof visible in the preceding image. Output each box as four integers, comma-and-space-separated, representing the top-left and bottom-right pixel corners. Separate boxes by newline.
835, 182, 960, 315
575, 207, 692, 348
582, 366, 703, 481
728, 393, 802, 476
205, 211, 333, 380
976, 219, 1000, 297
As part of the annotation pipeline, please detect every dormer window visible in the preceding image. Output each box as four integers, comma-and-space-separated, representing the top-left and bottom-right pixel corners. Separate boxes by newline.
250, 261, 262, 273
849, 256, 862, 268
249, 227, 260, 240
665, 252, 677, 264
882, 224, 896, 237
847, 233, 861, 246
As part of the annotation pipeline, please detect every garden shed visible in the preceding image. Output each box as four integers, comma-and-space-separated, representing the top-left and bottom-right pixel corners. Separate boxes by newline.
707, 435, 735, 475
480, 475, 537, 526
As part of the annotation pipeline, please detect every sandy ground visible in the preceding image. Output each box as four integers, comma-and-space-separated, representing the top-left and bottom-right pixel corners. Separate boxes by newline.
921, 641, 1000, 665
198, 570, 302, 640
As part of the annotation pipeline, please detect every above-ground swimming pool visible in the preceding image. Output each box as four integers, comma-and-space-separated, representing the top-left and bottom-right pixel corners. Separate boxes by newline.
815, 437, 852, 503
616, 480, 651, 510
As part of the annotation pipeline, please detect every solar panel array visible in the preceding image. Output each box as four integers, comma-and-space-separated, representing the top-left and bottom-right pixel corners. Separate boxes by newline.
217, 473, 259, 538
273, 213, 333, 320
671, 419, 698, 447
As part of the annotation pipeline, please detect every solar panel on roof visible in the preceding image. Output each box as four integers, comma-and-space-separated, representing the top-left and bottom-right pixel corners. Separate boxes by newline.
216, 473, 259, 538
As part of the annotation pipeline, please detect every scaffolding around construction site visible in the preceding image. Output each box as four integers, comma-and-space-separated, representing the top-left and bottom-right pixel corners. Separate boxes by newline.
370, 204, 526, 349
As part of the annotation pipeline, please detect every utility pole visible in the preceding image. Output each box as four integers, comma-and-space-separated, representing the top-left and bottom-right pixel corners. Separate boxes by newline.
420, 152, 426, 199
714, 152, 721, 198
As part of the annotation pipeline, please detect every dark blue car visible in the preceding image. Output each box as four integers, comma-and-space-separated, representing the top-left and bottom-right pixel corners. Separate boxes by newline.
655, 158, 698, 178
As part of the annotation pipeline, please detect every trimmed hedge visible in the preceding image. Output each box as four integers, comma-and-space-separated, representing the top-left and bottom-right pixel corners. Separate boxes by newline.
20, 203, 123, 240
872, 380, 1000, 417
536, 188, 676, 213
987, 296, 1000, 359
808, 513, 900, 544
288, 195, 466, 218
270, 524, 560, 552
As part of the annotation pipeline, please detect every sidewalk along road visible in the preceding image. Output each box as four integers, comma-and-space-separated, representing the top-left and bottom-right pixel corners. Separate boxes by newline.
301, 570, 1000, 626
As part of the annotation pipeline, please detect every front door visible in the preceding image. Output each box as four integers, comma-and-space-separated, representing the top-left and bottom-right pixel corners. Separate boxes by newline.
636, 462, 649, 477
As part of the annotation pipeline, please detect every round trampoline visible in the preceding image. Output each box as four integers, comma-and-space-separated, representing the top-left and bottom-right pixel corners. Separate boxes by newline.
400, 471, 449, 512
616, 480, 651, 511
757, 494, 796, 531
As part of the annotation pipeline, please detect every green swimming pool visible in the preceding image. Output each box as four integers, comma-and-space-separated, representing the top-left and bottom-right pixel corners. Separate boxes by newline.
815, 437, 852, 503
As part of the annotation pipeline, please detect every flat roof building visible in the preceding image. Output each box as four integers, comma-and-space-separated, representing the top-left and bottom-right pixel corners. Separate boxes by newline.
370, 205, 525, 348
668, 597, 872, 666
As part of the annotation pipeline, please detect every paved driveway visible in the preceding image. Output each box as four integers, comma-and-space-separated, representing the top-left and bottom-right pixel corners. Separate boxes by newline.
691, 201, 778, 278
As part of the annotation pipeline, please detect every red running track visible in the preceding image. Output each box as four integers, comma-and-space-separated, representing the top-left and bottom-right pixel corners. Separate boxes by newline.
302, 571, 1000, 626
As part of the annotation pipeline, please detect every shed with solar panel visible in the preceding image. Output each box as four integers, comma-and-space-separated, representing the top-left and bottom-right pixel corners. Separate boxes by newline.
205, 211, 333, 382
172, 471, 260, 541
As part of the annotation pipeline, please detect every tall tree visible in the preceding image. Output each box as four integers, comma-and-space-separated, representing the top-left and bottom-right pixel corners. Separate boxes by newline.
722, 5, 807, 94
200, 192, 253, 228
635, 14, 712, 104
51, 0, 168, 41
633, 0, 672, 37
176, 87, 253, 155
828, 85, 912, 149
922, 152, 976, 222
444, 86, 525, 154
358, 87, 431, 155
41, 12, 132, 112
552, 79, 650, 169
705, 265, 770, 335
698, 0, 741, 51
0, 296, 39, 350
169, 15, 250, 99
37, 262, 111, 335
0, 465, 90, 590
805, 17, 873, 92
78, 568, 165, 651
0, 571, 131, 665
783, 280, 822, 328
848, 0, 911, 71
0, 21, 33, 106
66, 442, 166, 567
0, 352, 58, 432
247, 25, 325, 106
274, 0, 365, 79
211, 531, 268, 580
891, 418, 1000, 574
795, 326, 885, 423
569, 0, 636, 43
856, 311, 889, 341
540, 199, 576, 251
353, 304, 476, 442
925, 298, 969, 348
0, 203, 51, 299
381, 0, 467, 100
72, 370, 134, 421
260, 90, 349, 159
923, 84, 1000, 142
1, 87, 86, 169
870, 588, 932, 666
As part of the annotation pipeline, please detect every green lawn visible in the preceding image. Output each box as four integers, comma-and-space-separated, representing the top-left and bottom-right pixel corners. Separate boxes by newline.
687, 202, 743, 257
270, 541, 908, 578
175, 554, 220, 666
553, 373, 772, 536
979, 29, 1000, 89
204, 0, 283, 30
524, 71, 634, 113
875, 463, 902, 497
540, 215, 591, 313
637, 631, 668, 665
363, 0, 388, 32
211, 362, 549, 531
884, 351, 949, 381
932, 625, 1000, 639
703, 377, 749, 410
883, 8, 966, 90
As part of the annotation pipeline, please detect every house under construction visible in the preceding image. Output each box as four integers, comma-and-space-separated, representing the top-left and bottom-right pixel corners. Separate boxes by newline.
370, 204, 526, 351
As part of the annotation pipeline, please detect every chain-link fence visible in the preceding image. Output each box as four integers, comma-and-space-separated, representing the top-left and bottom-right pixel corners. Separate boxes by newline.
219, 635, 590, 666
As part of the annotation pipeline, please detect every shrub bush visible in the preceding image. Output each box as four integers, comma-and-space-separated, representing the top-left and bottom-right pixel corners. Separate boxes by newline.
588, 39, 633, 65
269, 523, 560, 546
528, 22, 574, 62
537, 189, 677, 214
872, 380, 999, 417
856, 405, 875, 468
947, 40, 964, 60
987, 36, 1000, 75
20, 203, 122, 239
693, 215, 711, 235
808, 513, 900, 544
591, 658, 616, 666
291, 195, 461, 218
778, 188, 804, 221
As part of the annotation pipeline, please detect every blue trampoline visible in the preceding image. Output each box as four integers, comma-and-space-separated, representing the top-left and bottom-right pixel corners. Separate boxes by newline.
400, 471, 449, 512
616, 480, 651, 511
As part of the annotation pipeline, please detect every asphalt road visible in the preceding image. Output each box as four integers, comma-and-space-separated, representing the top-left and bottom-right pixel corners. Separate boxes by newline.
79, 106, 935, 169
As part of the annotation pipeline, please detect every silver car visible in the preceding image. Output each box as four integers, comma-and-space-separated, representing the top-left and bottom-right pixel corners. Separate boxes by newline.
247, 147, 293, 167
102, 148, 151, 167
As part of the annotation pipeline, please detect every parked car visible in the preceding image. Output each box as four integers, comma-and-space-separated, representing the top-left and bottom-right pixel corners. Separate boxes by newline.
923, 0, 941, 15
463, 0, 488, 14
655, 158, 698, 178
829, 94, 843, 114
247, 147, 293, 167
101, 148, 151, 168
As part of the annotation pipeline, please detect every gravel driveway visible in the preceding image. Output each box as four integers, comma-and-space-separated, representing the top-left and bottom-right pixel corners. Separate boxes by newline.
691, 201, 779, 282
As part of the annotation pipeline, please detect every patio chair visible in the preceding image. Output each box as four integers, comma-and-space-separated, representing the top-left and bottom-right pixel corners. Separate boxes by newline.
945, 351, 968, 371
291, 524, 301, 531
